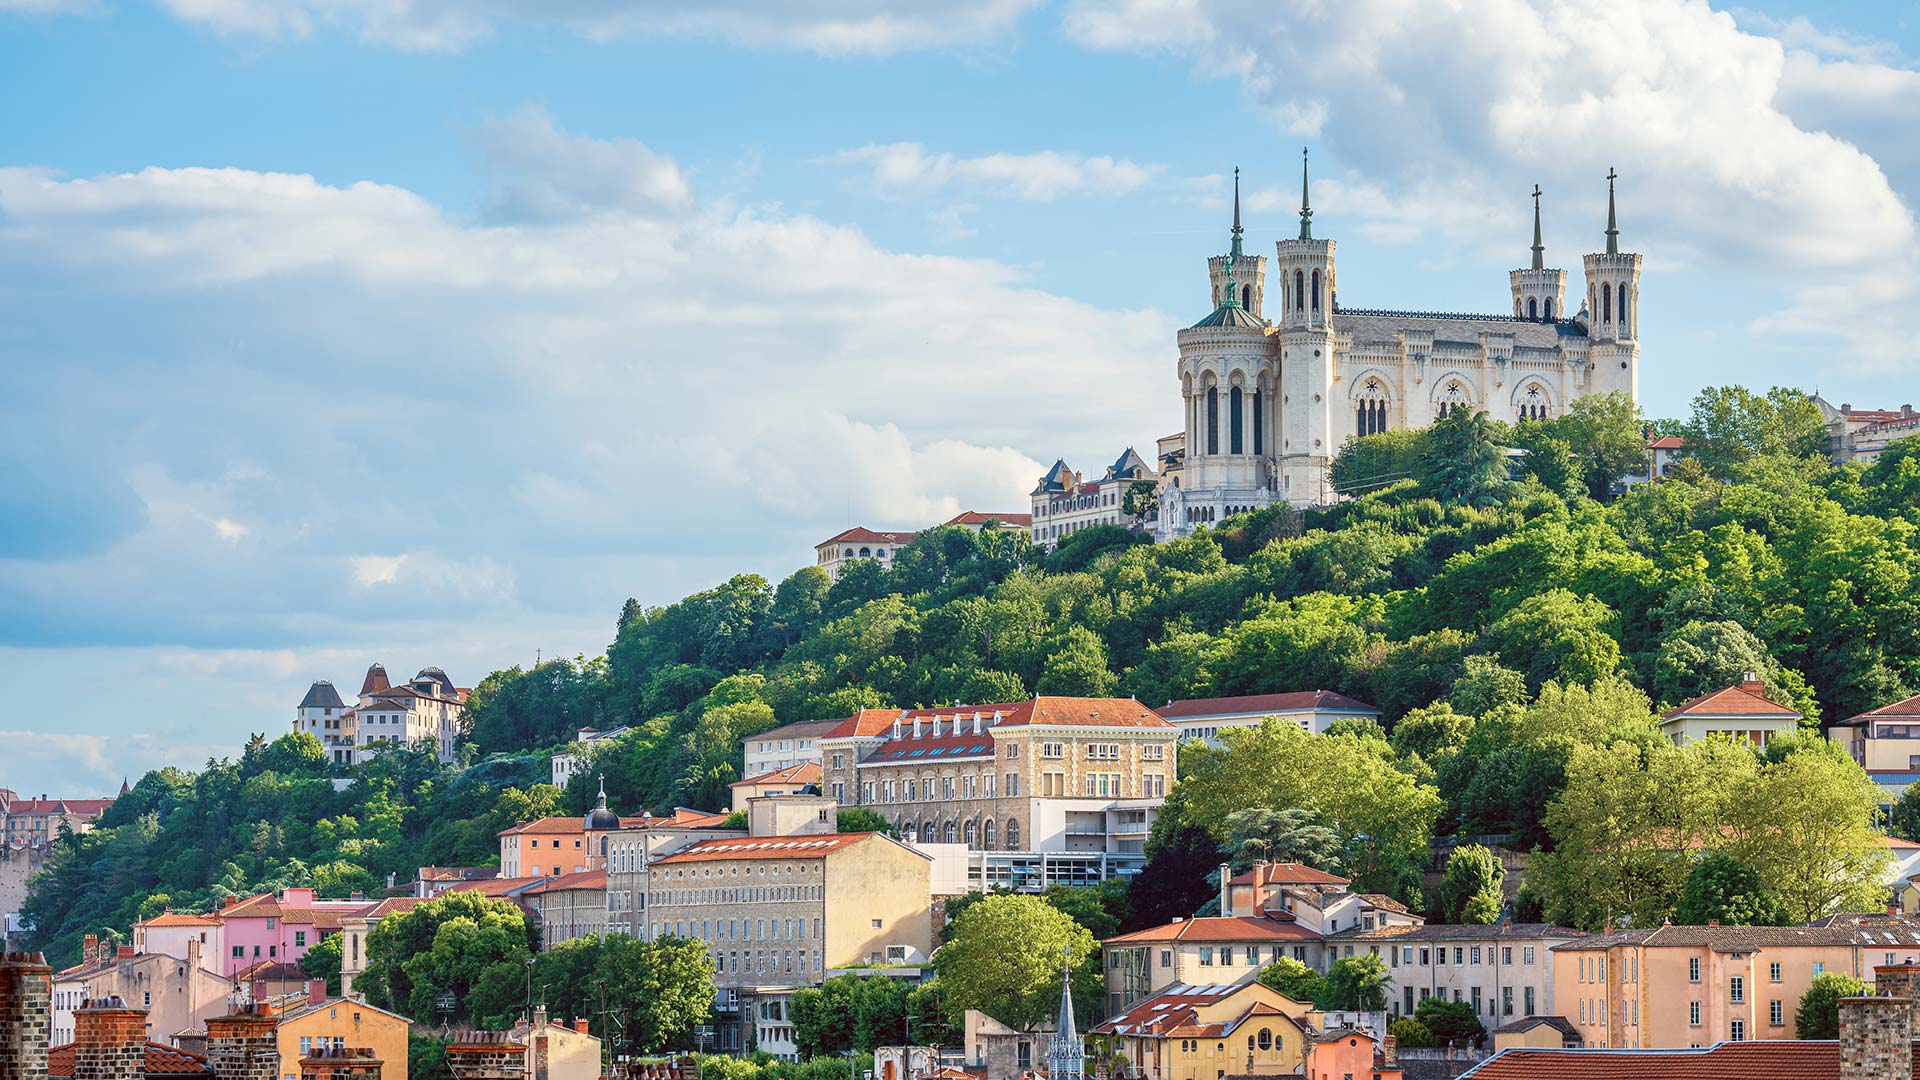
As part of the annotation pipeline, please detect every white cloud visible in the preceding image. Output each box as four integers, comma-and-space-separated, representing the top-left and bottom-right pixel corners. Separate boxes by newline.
1062, 0, 1920, 370
476, 105, 692, 224
144, 0, 1038, 53
0, 108, 1172, 661
831, 142, 1164, 202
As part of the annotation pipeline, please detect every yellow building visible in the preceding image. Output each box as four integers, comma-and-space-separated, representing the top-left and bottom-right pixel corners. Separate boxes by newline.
1490, 1015, 1581, 1052
275, 996, 412, 1079
1090, 981, 1313, 1080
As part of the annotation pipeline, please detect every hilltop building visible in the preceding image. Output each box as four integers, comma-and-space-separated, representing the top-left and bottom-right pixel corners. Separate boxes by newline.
1816, 394, 1920, 463
743, 718, 844, 777
295, 662, 469, 765
550, 725, 631, 787
1657, 674, 1801, 746
1154, 162, 1641, 527
1028, 450, 1155, 547
1156, 690, 1381, 744
0, 791, 116, 927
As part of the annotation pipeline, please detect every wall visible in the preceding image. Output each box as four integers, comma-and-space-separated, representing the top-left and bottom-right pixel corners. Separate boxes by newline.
822, 838, 933, 969
278, 1003, 411, 1080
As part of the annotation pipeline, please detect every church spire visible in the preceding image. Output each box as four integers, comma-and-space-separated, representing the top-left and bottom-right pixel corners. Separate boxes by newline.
1605, 167, 1619, 255
1230, 166, 1244, 258
1530, 183, 1545, 270
1298, 147, 1313, 241
1047, 946, 1084, 1080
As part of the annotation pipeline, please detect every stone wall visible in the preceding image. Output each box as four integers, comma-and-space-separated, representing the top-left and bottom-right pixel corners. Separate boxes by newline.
71, 998, 146, 1080
446, 1039, 528, 1080
1840, 995, 1913, 1080
300, 1046, 384, 1080
0, 951, 53, 1080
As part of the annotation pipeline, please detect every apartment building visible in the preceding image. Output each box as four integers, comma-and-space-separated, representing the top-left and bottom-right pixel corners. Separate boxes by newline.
818, 697, 1177, 887
1156, 691, 1381, 744
294, 662, 469, 765
1828, 692, 1920, 799
51, 938, 229, 1048
744, 718, 843, 777
498, 784, 729, 878
1102, 916, 1323, 1014
1331, 922, 1583, 1023
551, 726, 632, 787
525, 870, 608, 949
814, 527, 918, 580
1028, 450, 1155, 547
214, 889, 369, 978
1657, 674, 1801, 746
1221, 861, 1423, 940
1552, 924, 1860, 1048
731, 763, 823, 812
131, 911, 223, 974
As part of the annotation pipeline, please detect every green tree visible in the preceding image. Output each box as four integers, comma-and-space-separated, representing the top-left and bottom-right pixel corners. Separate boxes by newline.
932, 894, 1100, 1029
299, 933, 344, 996
1036, 625, 1118, 697
1121, 479, 1160, 521
1680, 386, 1829, 477
359, 893, 539, 1024
1437, 845, 1505, 925
1891, 782, 1920, 844
1219, 808, 1342, 875
1675, 852, 1788, 927
1130, 817, 1223, 927
1387, 1017, 1437, 1049
1040, 882, 1130, 940
1256, 956, 1326, 1007
1414, 997, 1487, 1047
1448, 657, 1528, 717
1417, 409, 1511, 507
1723, 749, 1890, 923
1555, 391, 1649, 499
1483, 589, 1621, 690
837, 808, 894, 834
1796, 972, 1871, 1039
1322, 955, 1389, 1011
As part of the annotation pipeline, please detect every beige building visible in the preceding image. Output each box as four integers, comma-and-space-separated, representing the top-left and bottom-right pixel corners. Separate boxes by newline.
274, 995, 412, 1079
525, 870, 607, 950
1028, 450, 1157, 546
0, 792, 116, 922
744, 719, 843, 778
295, 663, 469, 765
1829, 692, 1920, 798
507, 1007, 602, 1080
1221, 861, 1423, 940
1156, 691, 1381, 744
1089, 981, 1318, 1080
1658, 675, 1801, 746
730, 763, 823, 812
819, 697, 1176, 868
131, 912, 223, 974
1101, 915, 1325, 1014
814, 527, 917, 580
338, 896, 427, 998
1816, 395, 1920, 464
1330, 921, 1584, 1023
551, 726, 631, 787
51, 941, 229, 1048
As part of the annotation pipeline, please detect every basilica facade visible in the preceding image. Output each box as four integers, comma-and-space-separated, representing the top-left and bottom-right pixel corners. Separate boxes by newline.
1156, 159, 1641, 536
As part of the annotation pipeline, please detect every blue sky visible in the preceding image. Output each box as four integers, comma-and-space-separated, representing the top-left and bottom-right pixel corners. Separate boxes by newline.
3, 0, 1917, 794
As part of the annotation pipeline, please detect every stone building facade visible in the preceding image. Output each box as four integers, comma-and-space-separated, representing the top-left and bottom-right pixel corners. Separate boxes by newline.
817, 698, 1176, 856
1157, 162, 1641, 525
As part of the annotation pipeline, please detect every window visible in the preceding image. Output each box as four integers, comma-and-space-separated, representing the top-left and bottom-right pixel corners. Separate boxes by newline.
1524, 987, 1535, 1015
1205, 387, 1219, 455
1454, 947, 1464, 965
1161, 949, 1173, 968
1770, 999, 1784, 1026
1229, 386, 1244, 454
1471, 947, 1481, 965
1199, 947, 1214, 966
1294, 270, 1305, 311
1527, 297, 1537, 319
1770, 962, 1782, 983
1814, 961, 1827, 977
1730, 976, 1744, 1004
1688, 957, 1700, 982
1523, 946, 1535, 965
294, 932, 306, 947
1730, 1019, 1746, 1042
1502, 987, 1513, 1016
1311, 270, 1321, 312
1502, 947, 1512, 965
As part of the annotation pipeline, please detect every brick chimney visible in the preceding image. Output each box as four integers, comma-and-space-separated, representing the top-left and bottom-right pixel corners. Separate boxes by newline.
82, 936, 99, 965
0, 951, 53, 1080
445, 1034, 527, 1080
114, 946, 134, 962
300, 1046, 383, 1080
206, 1003, 281, 1080
309, 980, 327, 1007
1741, 670, 1764, 695
73, 996, 147, 1080
572, 1018, 589, 1035
1876, 962, 1920, 1005
1841, 995, 1914, 1080
187, 938, 202, 973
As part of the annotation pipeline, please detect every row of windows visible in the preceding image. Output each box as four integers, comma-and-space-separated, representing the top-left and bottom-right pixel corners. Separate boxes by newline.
1395, 944, 1536, 967
896, 818, 1020, 848
649, 917, 820, 942
1037, 492, 1118, 515
1397, 985, 1533, 1019
650, 884, 823, 906
1198, 385, 1265, 457
1039, 516, 1119, 541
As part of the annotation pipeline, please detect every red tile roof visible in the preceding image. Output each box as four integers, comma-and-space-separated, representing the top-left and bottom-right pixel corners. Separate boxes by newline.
5, 797, 115, 816
1226, 862, 1350, 888
944, 511, 1034, 527
1662, 682, 1801, 720
651, 832, 886, 865
447, 876, 548, 897
1157, 691, 1378, 720
1647, 435, 1686, 449
1843, 693, 1920, 725
1458, 1040, 1902, 1079
525, 870, 606, 895
823, 708, 911, 740
49, 1040, 213, 1077
135, 911, 223, 928
1104, 916, 1321, 945
359, 896, 431, 918
732, 762, 823, 787
819, 527, 917, 547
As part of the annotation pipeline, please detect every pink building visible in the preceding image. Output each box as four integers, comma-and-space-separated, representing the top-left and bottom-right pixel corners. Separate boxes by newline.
215, 889, 373, 977
130, 911, 223, 974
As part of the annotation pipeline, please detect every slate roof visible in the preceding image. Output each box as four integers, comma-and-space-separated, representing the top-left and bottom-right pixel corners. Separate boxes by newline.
752, 717, 855, 744
1457, 1040, 1907, 1079
1336, 309, 1583, 349
1158, 691, 1379, 720
1104, 916, 1321, 945
1490, 1015, 1580, 1040
49, 1040, 213, 1077
1551, 924, 1857, 951
299, 681, 345, 710
1330, 922, 1583, 943
1661, 682, 1800, 720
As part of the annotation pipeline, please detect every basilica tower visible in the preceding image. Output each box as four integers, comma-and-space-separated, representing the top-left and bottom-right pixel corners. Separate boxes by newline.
1274, 148, 1336, 505
1582, 169, 1642, 400
1509, 185, 1568, 321
1208, 169, 1267, 317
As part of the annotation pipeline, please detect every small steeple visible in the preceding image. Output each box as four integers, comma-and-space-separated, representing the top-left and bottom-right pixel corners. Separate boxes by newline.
1298, 147, 1313, 241
1530, 184, 1545, 270
1605, 167, 1619, 255
1047, 946, 1084, 1080
1230, 166, 1244, 258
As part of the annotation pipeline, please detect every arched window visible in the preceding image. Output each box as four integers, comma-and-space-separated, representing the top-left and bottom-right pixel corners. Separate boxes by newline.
1601, 282, 1612, 322
1005, 819, 1020, 850
1437, 380, 1470, 418
1241, 284, 1252, 310
1357, 377, 1389, 437
1617, 287, 1628, 327
1294, 270, 1305, 311
1229, 386, 1244, 454
1527, 297, 1537, 320
1544, 298, 1554, 320
1206, 387, 1219, 455
964, 820, 978, 848
1311, 270, 1321, 312
858, 547, 871, 557
1252, 390, 1264, 454
1257, 1029, 1273, 1051
983, 820, 995, 848
1519, 383, 1548, 421
944, 821, 957, 844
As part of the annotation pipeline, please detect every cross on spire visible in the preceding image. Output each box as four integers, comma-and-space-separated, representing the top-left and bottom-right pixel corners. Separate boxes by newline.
1298, 147, 1313, 241
1530, 183, 1545, 270
1605, 167, 1620, 255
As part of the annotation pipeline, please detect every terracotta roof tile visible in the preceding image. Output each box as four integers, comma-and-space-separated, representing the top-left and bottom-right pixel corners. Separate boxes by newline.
5, 797, 115, 816
1661, 683, 1800, 720
1225, 862, 1349, 888
135, 911, 223, 928
1458, 1040, 1904, 1079
49, 1040, 213, 1077
1843, 693, 1920, 725
819, 527, 918, 547
732, 762, 823, 787
1157, 691, 1378, 720
943, 511, 1034, 527
1647, 435, 1686, 449
525, 870, 606, 894
1104, 916, 1321, 945
651, 832, 887, 865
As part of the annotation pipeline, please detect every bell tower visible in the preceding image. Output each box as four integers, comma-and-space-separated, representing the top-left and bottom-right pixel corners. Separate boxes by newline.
1275, 147, 1336, 505
1208, 168, 1266, 318
1509, 184, 1568, 321
1583, 168, 1643, 400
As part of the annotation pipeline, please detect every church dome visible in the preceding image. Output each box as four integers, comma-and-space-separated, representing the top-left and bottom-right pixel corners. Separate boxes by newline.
584, 777, 620, 831
1188, 302, 1267, 330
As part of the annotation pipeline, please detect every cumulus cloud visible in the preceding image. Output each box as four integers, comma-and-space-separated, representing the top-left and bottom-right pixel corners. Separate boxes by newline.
831, 142, 1164, 202
145, 0, 1038, 53
0, 108, 1170, 661
1062, 0, 1920, 369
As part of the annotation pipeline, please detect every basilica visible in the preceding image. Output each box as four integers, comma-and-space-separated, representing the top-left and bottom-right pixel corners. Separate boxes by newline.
1155, 155, 1641, 536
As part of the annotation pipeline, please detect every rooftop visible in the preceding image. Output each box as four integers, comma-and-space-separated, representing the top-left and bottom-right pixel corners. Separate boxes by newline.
1661, 680, 1800, 721
732, 762, 823, 787
1553, 924, 1857, 951
1839, 692, 1920, 726
1157, 691, 1378, 720
1226, 862, 1349, 889
49, 1040, 212, 1078
818, 527, 917, 548
1105, 916, 1321, 945
1331, 921, 1583, 942
1458, 1040, 1902, 1079
944, 510, 1034, 527
651, 832, 897, 865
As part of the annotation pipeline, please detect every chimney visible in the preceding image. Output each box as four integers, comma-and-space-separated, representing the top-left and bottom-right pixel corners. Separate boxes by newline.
309, 979, 327, 1007
532, 1004, 548, 1031
1741, 671, 1763, 694
206, 1003, 281, 1080
972, 714, 982, 735
1382, 1034, 1397, 1066
1218, 863, 1233, 915
187, 938, 202, 972
300, 1046, 383, 1080
446, 1035, 528, 1080
115, 946, 134, 962
1707, 919, 1720, 927
572, 1018, 589, 1035
73, 996, 147, 1080
1875, 963, 1920, 1006
83, 935, 99, 964
1841, 995, 1914, 1080
912, 718, 922, 737
0, 951, 53, 1080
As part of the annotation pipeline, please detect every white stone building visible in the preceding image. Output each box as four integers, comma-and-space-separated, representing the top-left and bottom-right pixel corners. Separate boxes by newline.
1157, 161, 1641, 533
293, 663, 468, 764
814, 527, 917, 580
1816, 395, 1920, 464
1028, 449, 1156, 547
551, 725, 630, 786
